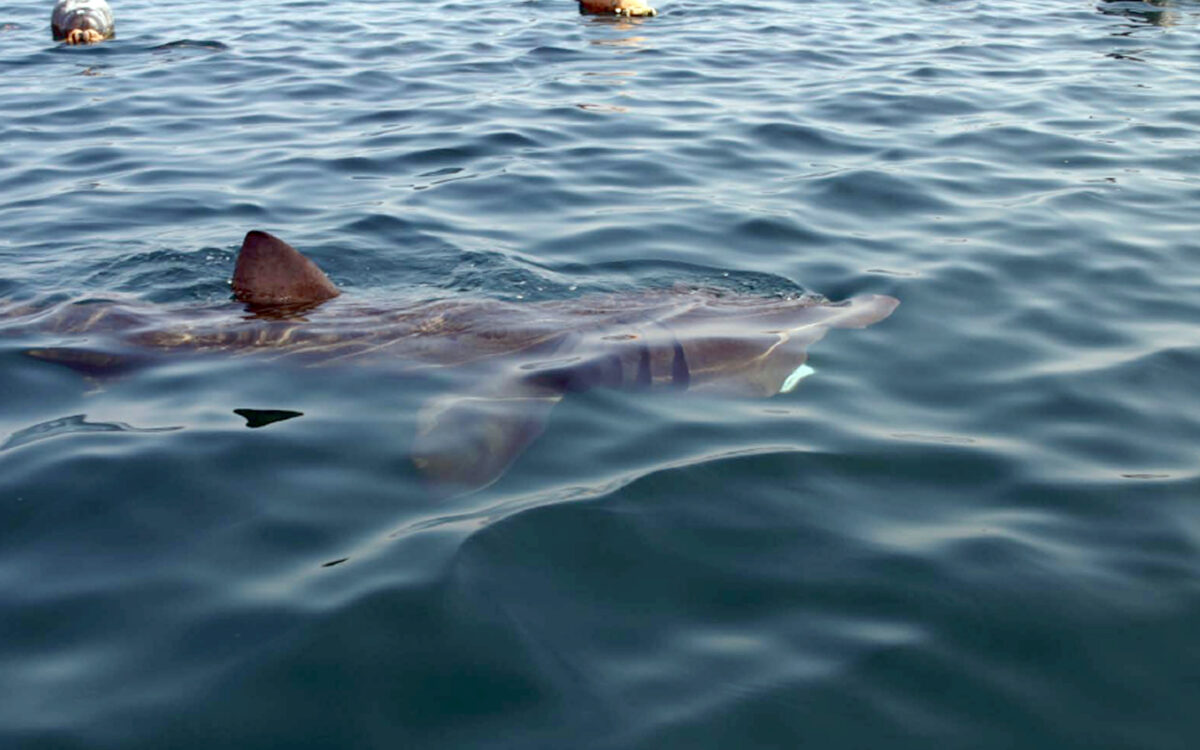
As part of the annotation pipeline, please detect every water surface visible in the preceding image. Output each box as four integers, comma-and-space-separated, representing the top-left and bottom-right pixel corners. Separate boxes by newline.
1, 1, 1199, 747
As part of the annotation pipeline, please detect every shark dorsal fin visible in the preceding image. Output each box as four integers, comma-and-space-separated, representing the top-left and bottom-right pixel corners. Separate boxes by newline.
231, 231, 340, 307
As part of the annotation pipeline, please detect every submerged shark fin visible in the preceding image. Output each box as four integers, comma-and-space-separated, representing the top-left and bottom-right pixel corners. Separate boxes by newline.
231, 231, 340, 307
411, 378, 565, 494
24, 347, 149, 377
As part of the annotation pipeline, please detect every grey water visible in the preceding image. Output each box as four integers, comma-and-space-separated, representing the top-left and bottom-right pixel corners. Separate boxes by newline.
2, 0, 1199, 747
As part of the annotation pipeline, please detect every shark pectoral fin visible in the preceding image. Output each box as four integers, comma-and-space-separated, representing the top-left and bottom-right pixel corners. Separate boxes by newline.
411, 379, 564, 494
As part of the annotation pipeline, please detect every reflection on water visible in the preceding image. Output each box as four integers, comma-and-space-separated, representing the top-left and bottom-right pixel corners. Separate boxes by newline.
589, 33, 648, 48
586, 15, 652, 35
149, 39, 230, 52
1098, 0, 1179, 27
576, 102, 630, 113
0, 414, 181, 451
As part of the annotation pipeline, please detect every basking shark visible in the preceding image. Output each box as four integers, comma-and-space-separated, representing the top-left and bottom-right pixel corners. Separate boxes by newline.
4, 231, 897, 492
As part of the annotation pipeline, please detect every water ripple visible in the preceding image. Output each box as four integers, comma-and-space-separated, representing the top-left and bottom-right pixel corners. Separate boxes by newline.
2, 0, 1200, 747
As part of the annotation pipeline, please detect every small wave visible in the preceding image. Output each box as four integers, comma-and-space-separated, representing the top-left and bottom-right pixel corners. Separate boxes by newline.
1, 414, 181, 452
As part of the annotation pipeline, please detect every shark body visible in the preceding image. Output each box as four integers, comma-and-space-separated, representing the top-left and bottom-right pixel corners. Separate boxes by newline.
5, 231, 898, 491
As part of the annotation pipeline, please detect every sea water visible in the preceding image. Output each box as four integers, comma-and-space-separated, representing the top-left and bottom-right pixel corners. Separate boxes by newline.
1, 1, 1198, 747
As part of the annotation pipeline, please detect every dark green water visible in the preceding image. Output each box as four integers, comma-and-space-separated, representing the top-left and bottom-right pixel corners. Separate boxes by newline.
1, 0, 1199, 747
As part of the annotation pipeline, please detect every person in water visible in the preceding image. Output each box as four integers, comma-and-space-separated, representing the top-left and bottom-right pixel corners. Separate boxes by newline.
579, 0, 658, 17
47, 0, 649, 44
51, 0, 114, 45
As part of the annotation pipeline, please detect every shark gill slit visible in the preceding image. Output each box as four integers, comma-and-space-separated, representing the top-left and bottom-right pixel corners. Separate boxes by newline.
607, 353, 623, 388
636, 342, 652, 388
671, 337, 690, 390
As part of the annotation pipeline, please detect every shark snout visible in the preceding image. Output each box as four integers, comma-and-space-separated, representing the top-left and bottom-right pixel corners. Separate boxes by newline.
820, 294, 899, 330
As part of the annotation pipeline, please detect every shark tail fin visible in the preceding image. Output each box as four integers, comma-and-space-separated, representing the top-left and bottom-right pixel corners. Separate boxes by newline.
231, 231, 340, 307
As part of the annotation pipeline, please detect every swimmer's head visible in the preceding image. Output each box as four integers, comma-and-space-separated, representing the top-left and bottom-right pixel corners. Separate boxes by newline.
51, 0, 115, 44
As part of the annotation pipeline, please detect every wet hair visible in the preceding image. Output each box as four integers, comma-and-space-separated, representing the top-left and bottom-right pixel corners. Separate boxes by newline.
51, 0, 115, 41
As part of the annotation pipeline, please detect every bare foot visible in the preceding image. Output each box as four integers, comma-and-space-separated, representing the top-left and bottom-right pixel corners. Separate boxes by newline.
579, 0, 658, 17
64, 28, 104, 45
